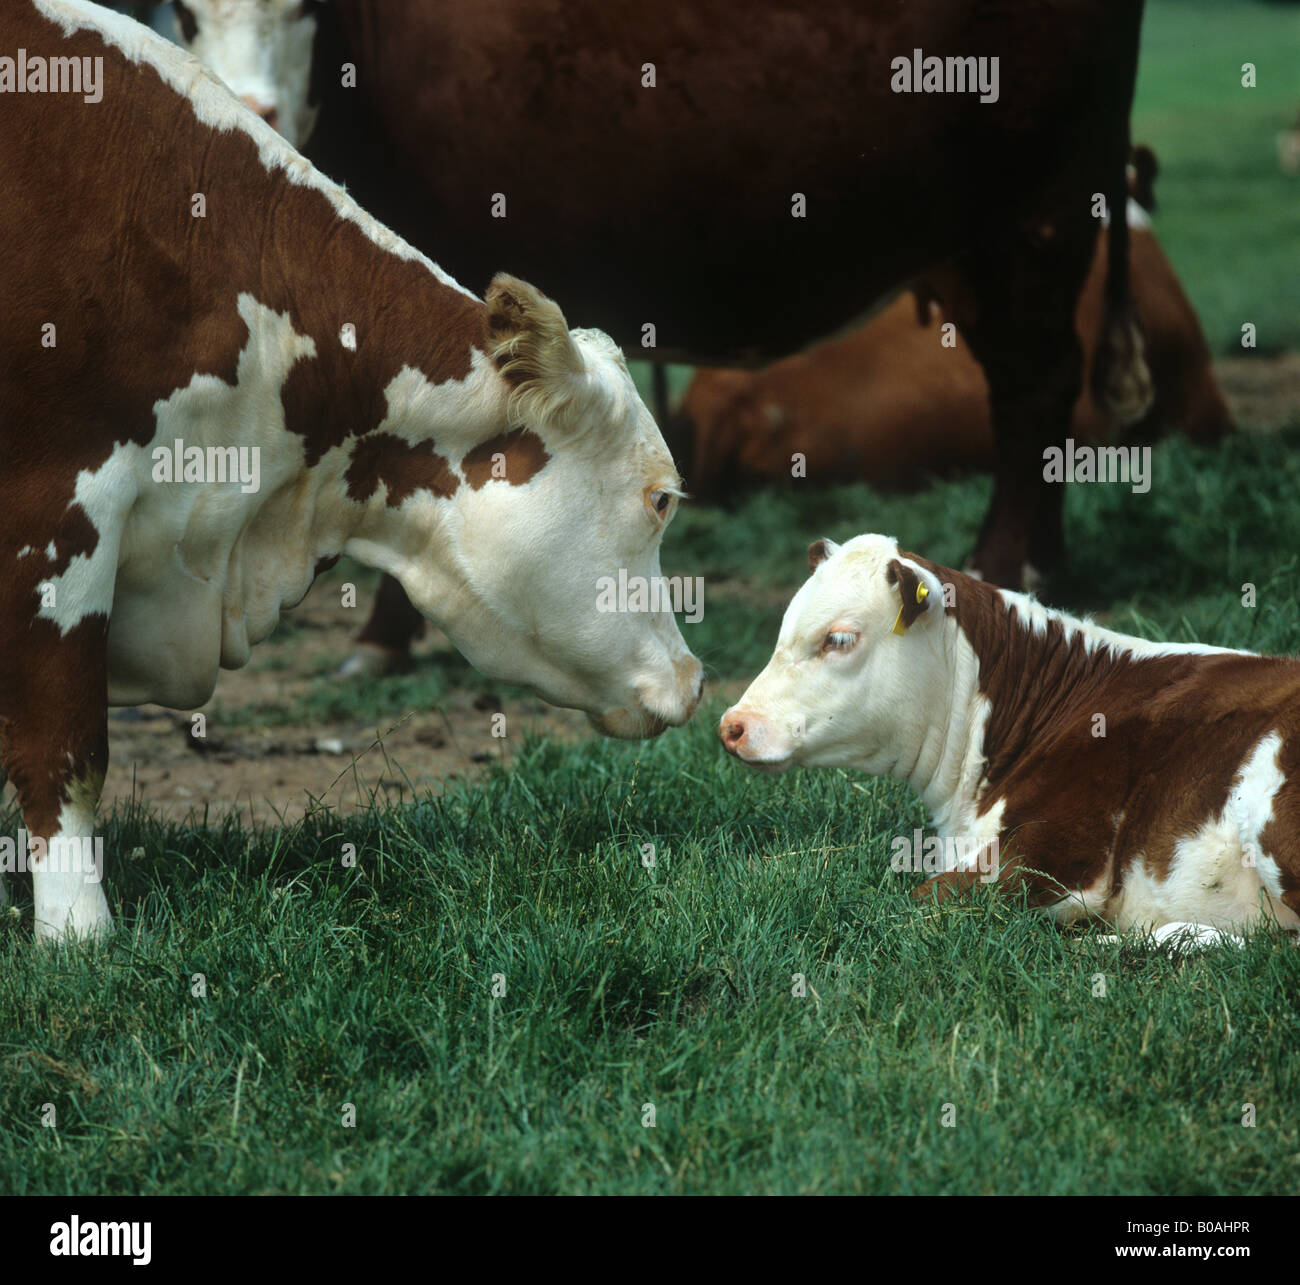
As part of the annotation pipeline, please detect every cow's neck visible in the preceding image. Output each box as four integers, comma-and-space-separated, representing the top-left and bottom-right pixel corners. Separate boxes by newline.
890, 604, 990, 832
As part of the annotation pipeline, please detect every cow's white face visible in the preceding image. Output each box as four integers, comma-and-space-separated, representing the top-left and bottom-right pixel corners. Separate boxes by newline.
720, 535, 947, 772
371, 277, 703, 740
172, 0, 319, 147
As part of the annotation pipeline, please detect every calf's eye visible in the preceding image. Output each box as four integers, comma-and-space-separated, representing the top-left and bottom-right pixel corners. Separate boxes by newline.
650, 489, 671, 516
822, 630, 859, 653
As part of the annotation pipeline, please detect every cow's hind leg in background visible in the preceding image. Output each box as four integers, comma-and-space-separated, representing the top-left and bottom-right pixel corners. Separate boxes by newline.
958, 210, 1094, 588
0, 606, 112, 941
337, 572, 428, 677
963, 14, 1150, 590
961, 158, 1153, 591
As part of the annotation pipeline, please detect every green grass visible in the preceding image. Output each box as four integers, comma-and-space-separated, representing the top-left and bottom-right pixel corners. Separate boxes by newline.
1130, 0, 1300, 355
3, 722, 1296, 1195
3, 0, 1299, 1198
4, 426, 1300, 1196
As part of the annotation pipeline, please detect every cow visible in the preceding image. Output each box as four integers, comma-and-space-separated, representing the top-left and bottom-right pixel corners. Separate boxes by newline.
0, 0, 703, 941
719, 535, 1300, 947
166, 0, 1153, 593
682, 195, 1233, 509
167, 0, 321, 144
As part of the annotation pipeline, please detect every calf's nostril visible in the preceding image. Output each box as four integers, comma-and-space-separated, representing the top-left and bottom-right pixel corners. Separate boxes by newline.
722, 720, 745, 748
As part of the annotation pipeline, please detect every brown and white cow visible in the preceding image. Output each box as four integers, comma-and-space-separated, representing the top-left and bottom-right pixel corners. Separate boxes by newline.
721, 535, 1300, 947
167, 0, 1153, 592
683, 198, 1234, 509
0, 0, 702, 940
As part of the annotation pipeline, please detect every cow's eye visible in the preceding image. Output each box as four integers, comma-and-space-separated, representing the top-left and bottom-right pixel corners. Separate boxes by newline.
172, 1, 198, 43
648, 489, 673, 518
822, 630, 859, 653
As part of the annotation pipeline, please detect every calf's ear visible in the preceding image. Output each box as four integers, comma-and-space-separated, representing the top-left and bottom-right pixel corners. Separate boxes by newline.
887, 558, 940, 636
808, 538, 839, 573
487, 273, 585, 386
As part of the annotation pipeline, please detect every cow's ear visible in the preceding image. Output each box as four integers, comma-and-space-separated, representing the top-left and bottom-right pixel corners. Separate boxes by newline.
886, 558, 940, 636
808, 538, 839, 573
486, 273, 584, 385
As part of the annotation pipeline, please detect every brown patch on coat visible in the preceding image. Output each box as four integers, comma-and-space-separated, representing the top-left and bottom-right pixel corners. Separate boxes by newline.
1259, 734, 1300, 917
462, 429, 551, 489
0, 614, 110, 839
345, 434, 460, 505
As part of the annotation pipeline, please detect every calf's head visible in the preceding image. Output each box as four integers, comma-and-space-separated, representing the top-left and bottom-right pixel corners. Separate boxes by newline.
366, 277, 702, 740
172, 0, 320, 146
720, 535, 946, 772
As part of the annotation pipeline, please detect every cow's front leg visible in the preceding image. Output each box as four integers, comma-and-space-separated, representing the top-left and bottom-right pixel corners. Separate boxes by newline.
911, 850, 1069, 909
0, 618, 112, 942
30, 773, 111, 942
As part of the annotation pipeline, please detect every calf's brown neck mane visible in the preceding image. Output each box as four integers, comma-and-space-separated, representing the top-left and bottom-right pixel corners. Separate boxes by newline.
902, 554, 1286, 814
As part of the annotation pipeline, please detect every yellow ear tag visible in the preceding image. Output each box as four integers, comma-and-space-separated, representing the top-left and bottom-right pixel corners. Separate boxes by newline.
894, 581, 929, 636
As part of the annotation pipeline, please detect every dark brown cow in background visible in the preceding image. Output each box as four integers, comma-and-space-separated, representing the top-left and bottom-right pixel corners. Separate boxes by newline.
682, 186, 1232, 511
172, 0, 1151, 652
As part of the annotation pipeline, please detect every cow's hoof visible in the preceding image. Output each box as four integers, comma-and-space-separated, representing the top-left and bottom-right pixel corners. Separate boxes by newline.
333, 644, 411, 679
33, 899, 113, 945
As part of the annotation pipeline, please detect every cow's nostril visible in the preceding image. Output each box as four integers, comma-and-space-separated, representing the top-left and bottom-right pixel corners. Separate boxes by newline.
722, 720, 745, 748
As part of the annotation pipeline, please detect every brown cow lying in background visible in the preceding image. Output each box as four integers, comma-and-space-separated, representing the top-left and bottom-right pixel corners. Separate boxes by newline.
683, 189, 1232, 500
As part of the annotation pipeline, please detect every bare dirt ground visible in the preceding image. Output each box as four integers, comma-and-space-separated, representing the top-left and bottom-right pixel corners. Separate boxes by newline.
61, 355, 1300, 825
1216, 353, 1300, 433
99, 599, 592, 825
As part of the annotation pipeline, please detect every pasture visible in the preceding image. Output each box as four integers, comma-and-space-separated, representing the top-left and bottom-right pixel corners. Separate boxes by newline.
2, 0, 1299, 1196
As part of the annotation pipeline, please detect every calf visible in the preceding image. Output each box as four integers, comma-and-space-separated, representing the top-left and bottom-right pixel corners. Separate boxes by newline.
685, 198, 1232, 504
0, 0, 702, 940
721, 535, 1300, 945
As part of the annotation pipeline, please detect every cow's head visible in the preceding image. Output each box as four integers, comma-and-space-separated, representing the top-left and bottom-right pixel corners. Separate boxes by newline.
371, 276, 703, 740
720, 535, 946, 772
172, 0, 320, 146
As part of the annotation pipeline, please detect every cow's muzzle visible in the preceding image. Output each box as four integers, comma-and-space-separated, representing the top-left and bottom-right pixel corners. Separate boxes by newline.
719, 705, 793, 773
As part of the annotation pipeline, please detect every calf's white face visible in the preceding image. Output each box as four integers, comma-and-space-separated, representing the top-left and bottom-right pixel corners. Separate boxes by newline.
172, 0, 319, 146
720, 535, 946, 772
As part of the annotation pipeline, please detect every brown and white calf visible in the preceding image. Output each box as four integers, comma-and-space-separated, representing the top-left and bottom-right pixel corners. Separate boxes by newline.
721, 535, 1300, 947
0, 0, 702, 940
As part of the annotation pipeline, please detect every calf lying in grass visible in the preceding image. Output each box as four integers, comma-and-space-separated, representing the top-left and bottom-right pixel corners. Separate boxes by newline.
720, 534, 1300, 947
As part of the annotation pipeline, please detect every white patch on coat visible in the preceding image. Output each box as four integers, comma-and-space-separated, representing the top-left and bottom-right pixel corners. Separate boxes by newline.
996, 586, 1243, 662
32, 786, 111, 942
1109, 731, 1298, 934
